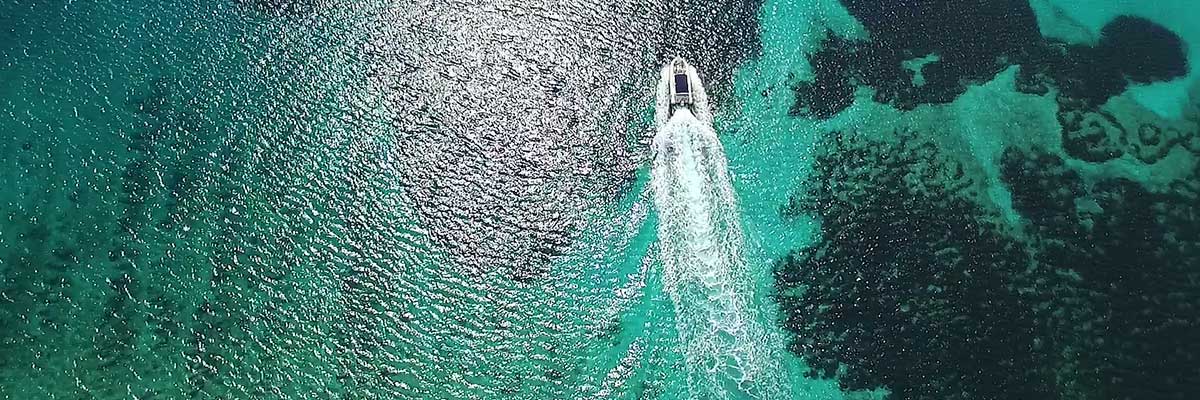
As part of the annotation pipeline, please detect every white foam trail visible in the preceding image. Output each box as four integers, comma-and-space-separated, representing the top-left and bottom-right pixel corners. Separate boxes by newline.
650, 64, 787, 399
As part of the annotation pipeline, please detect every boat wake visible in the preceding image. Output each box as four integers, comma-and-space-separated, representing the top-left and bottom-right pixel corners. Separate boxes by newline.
650, 60, 787, 399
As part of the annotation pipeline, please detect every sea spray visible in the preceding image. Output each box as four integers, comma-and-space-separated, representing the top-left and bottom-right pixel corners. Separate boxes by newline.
650, 62, 789, 399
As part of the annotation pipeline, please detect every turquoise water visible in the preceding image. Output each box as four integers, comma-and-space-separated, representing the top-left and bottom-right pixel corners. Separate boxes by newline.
2, 0, 1199, 399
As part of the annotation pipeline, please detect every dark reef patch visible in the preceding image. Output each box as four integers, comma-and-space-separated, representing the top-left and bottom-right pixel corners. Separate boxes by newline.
1055, 104, 1127, 162
776, 135, 1200, 399
789, 33, 857, 118
775, 132, 1053, 400
1020, 15, 1189, 109
1099, 16, 1190, 84
1053, 94, 1199, 166
1000, 147, 1200, 400
793, 0, 1041, 116
791, 2, 1190, 119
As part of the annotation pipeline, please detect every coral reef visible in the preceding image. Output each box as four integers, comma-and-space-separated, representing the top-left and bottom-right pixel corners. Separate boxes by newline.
791, 4, 1190, 121
790, 33, 857, 119
1099, 16, 1189, 84
775, 132, 1053, 400
780, 35, 1200, 390
1001, 147, 1200, 400
776, 129, 1200, 399
792, 0, 1041, 117
1056, 103, 1126, 162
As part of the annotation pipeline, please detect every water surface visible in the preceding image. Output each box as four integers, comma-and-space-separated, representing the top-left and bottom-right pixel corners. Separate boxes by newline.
2, 0, 1198, 399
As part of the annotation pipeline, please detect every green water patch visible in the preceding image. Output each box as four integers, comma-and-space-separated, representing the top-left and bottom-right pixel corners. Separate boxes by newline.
721, 0, 882, 398
0, 1, 455, 397
2, 0, 775, 396
532, 167, 692, 399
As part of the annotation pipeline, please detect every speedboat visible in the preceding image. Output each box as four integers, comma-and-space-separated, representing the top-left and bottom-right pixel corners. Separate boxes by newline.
668, 57, 697, 114
656, 56, 711, 128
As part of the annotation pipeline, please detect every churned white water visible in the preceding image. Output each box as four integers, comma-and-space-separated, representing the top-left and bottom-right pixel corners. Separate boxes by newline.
650, 63, 789, 399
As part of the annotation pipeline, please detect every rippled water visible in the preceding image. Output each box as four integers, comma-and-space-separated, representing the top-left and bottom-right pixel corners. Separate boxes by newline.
3, 0, 1199, 399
